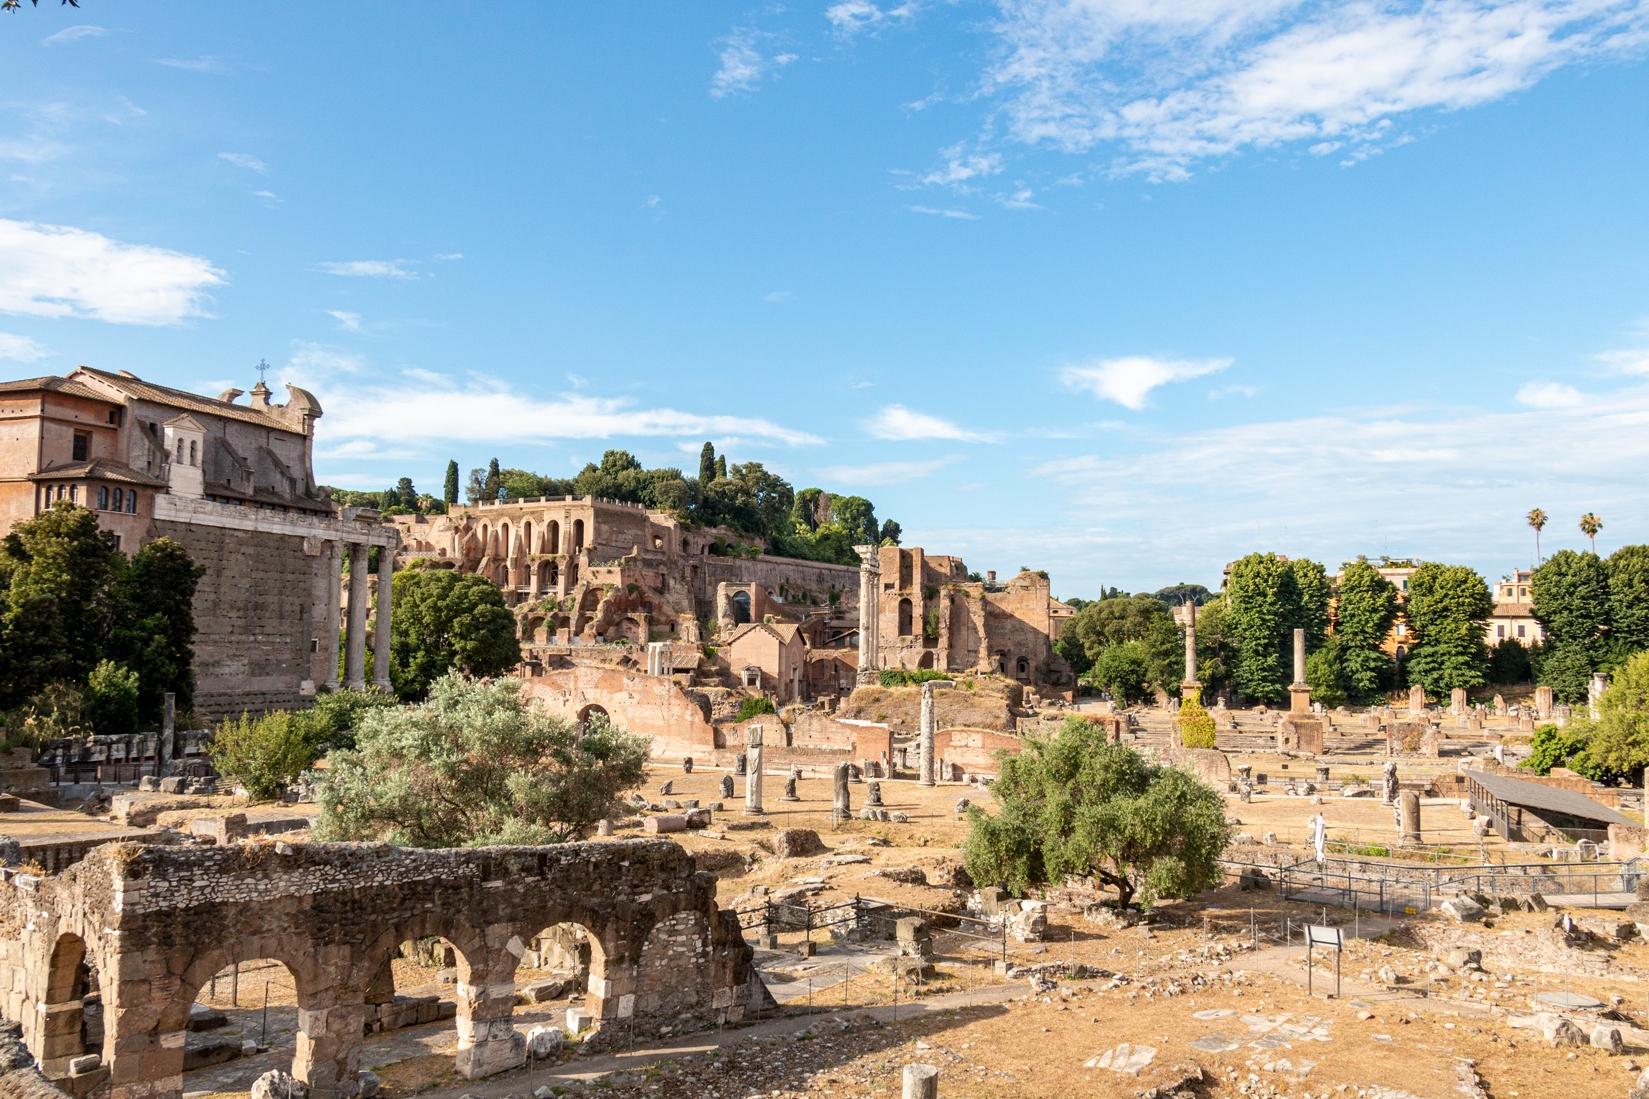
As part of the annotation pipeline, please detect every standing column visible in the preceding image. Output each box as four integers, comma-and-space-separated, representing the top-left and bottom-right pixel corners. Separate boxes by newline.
1180, 601, 1200, 701
324, 541, 343, 689
744, 726, 764, 815
1288, 627, 1311, 714
372, 540, 394, 691
918, 681, 937, 787
345, 543, 369, 689
855, 545, 880, 685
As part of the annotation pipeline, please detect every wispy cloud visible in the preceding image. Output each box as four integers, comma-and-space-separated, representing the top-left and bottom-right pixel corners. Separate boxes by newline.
434, 252, 464, 261
813, 455, 962, 486
289, 342, 365, 375
1062, 355, 1232, 409
920, 143, 1003, 188
0, 219, 225, 325
328, 310, 363, 333
827, 1, 920, 36
764, 290, 793, 302
0, 332, 48, 362
310, 375, 824, 448
252, 190, 282, 203
864, 404, 995, 442
1210, 383, 1259, 399
1597, 347, 1649, 375
1517, 379, 1587, 408
218, 152, 267, 173
315, 259, 417, 279
981, 0, 1649, 179
908, 205, 979, 219
153, 56, 235, 75
711, 29, 797, 97
42, 25, 105, 45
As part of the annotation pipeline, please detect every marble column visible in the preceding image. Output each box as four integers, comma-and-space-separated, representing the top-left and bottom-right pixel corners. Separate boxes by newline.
855, 544, 880, 685
345, 542, 369, 690
744, 725, 764, 815
1180, 601, 1200, 701
1288, 627, 1311, 714
324, 541, 343, 689
373, 541, 394, 691
918, 681, 952, 787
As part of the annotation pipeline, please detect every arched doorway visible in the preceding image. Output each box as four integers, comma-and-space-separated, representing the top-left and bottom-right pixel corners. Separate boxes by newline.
174, 954, 309, 1094
898, 598, 913, 636
576, 704, 609, 731
731, 590, 751, 625
917, 651, 934, 670
548, 520, 561, 554
37, 932, 101, 1078
572, 520, 585, 554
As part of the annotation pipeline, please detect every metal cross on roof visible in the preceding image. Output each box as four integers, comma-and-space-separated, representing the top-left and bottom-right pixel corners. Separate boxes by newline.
255, 359, 270, 385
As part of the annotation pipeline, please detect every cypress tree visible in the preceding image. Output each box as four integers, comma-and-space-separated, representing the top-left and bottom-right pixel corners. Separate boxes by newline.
443, 460, 460, 505
698, 442, 716, 485
714, 455, 727, 480
483, 458, 502, 502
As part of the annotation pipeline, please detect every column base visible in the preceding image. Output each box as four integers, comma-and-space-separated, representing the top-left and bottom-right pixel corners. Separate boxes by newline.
1181, 680, 1202, 702
347, 678, 367, 691
371, 677, 392, 692
1289, 684, 1312, 714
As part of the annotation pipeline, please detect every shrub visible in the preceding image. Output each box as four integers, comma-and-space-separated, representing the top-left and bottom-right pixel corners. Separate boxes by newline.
1175, 694, 1217, 749
736, 696, 777, 721
83, 660, 140, 736
208, 711, 321, 801
878, 668, 954, 688
306, 686, 398, 753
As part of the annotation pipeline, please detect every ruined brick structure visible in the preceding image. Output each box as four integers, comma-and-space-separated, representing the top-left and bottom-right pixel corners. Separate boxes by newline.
0, 368, 400, 716
0, 840, 766, 1099
867, 547, 1076, 694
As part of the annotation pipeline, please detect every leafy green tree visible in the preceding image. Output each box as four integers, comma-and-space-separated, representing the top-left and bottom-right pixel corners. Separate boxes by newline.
383, 484, 402, 509
389, 568, 522, 698
465, 467, 486, 504
1153, 583, 1212, 607
1332, 559, 1398, 702
1224, 553, 1299, 704
1083, 641, 1154, 705
108, 536, 203, 721
1288, 558, 1332, 643
1175, 694, 1216, 749
314, 675, 651, 847
699, 441, 717, 485
879, 519, 902, 545
962, 720, 1229, 908
1521, 723, 1593, 777
208, 710, 320, 801
484, 458, 502, 502
1304, 638, 1349, 708
306, 686, 398, 753
0, 501, 123, 706
1608, 545, 1649, 658
1403, 562, 1493, 696
1532, 549, 1610, 701
444, 460, 460, 505
791, 487, 825, 532
1191, 598, 1234, 699
1487, 638, 1532, 684
396, 477, 417, 507
1539, 643, 1594, 706
83, 660, 140, 736
1576, 650, 1649, 782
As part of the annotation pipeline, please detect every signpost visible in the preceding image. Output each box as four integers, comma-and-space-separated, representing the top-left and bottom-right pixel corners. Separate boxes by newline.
1305, 924, 1344, 998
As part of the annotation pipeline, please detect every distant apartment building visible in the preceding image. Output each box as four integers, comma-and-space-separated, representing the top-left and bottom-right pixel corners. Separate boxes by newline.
1488, 569, 1543, 646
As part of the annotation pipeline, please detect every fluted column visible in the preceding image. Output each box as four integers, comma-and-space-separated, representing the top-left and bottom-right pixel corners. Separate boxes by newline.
373, 542, 394, 691
324, 541, 343, 689
345, 543, 369, 689
855, 545, 879, 685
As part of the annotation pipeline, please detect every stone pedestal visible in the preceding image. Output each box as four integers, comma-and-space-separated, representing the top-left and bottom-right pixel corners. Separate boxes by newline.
1398, 790, 1421, 845
744, 727, 764, 815
1277, 716, 1323, 755
832, 762, 851, 825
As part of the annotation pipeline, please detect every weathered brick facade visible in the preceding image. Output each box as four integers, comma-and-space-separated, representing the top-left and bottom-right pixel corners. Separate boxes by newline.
0, 840, 767, 1099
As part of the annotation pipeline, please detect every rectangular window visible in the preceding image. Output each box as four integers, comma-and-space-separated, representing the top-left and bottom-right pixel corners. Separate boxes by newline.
1497, 625, 1505, 638
72, 432, 89, 462
113, 488, 124, 511
98, 486, 109, 510
127, 491, 138, 514
1517, 624, 1526, 638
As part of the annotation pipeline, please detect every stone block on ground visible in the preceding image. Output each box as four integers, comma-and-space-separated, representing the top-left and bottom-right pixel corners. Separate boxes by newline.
774, 828, 826, 858
525, 1025, 564, 1058
1440, 897, 1485, 922
518, 978, 569, 1004
251, 1070, 309, 1099
188, 1004, 229, 1031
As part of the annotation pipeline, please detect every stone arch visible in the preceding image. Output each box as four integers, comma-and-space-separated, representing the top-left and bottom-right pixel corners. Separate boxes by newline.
1015, 657, 1029, 680
576, 703, 609, 727
500, 523, 511, 556
36, 931, 100, 1077
549, 520, 561, 554
616, 617, 645, 645
572, 519, 585, 553
898, 598, 913, 637
479, 522, 489, 549
731, 590, 751, 625
525, 615, 547, 642
917, 651, 934, 670
522, 521, 533, 555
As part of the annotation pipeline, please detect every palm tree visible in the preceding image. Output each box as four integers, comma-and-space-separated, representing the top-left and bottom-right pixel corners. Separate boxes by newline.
1526, 508, 1547, 565
1580, 512, 1602, 555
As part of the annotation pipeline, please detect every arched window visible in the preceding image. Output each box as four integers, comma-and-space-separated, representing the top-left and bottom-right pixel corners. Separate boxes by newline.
127, 491, 137, 514
68, 484, 77, 503
98, 486, 109, 510
189, 440, 197, 465
549, 520, 561, 554
113, 488, 124, 511
732, 590, 751, 625
523, 521, 533, 553
175, 439, 185, 463
573, 519, 585, 553
898, 598, 913, 636
501, 524, 511, 555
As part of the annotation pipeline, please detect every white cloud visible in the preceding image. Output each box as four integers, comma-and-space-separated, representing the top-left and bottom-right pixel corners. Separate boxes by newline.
921, 144, 1004, 187
0, 332, 48, 362
813, 455, 963, 486
711, 30, 796, 97
1029, 389, 1649, 583
153, 56, 233, 74
1516, 379, 1587, 407
1061, 355, 1232, 409
42, 25, 105, 44
434, 252, 464, 261
908, 205, 980, 219
827, 1, 920, 36
0, 219, 225, 325
1597, 347, 1649, 374
1210, 383, 1259, 399
764, 290, 794, 302
864, 404, 995, 441
289, 342, 365, 375
218, 152, 267, 173
312, 376, 824, 448
316, 260, 417, 279
251, 190, 282, 203
983, 0, 1649, 177
328, 310, 363, 333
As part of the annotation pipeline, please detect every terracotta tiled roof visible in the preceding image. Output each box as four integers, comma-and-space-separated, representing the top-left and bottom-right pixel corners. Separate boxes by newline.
29, 459, 168, 487
0, 375, 112, 402
70, 367, 305, 431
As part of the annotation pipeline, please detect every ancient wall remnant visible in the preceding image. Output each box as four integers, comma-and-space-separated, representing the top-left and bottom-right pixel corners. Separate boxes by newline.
0, 840, 767, 1099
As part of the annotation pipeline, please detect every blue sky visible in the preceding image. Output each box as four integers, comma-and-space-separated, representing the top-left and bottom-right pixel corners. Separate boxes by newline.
4, 2, 1649, 598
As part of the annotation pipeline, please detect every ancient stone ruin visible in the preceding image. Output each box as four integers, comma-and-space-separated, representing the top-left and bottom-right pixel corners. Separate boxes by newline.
0, 840, 768, 1099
